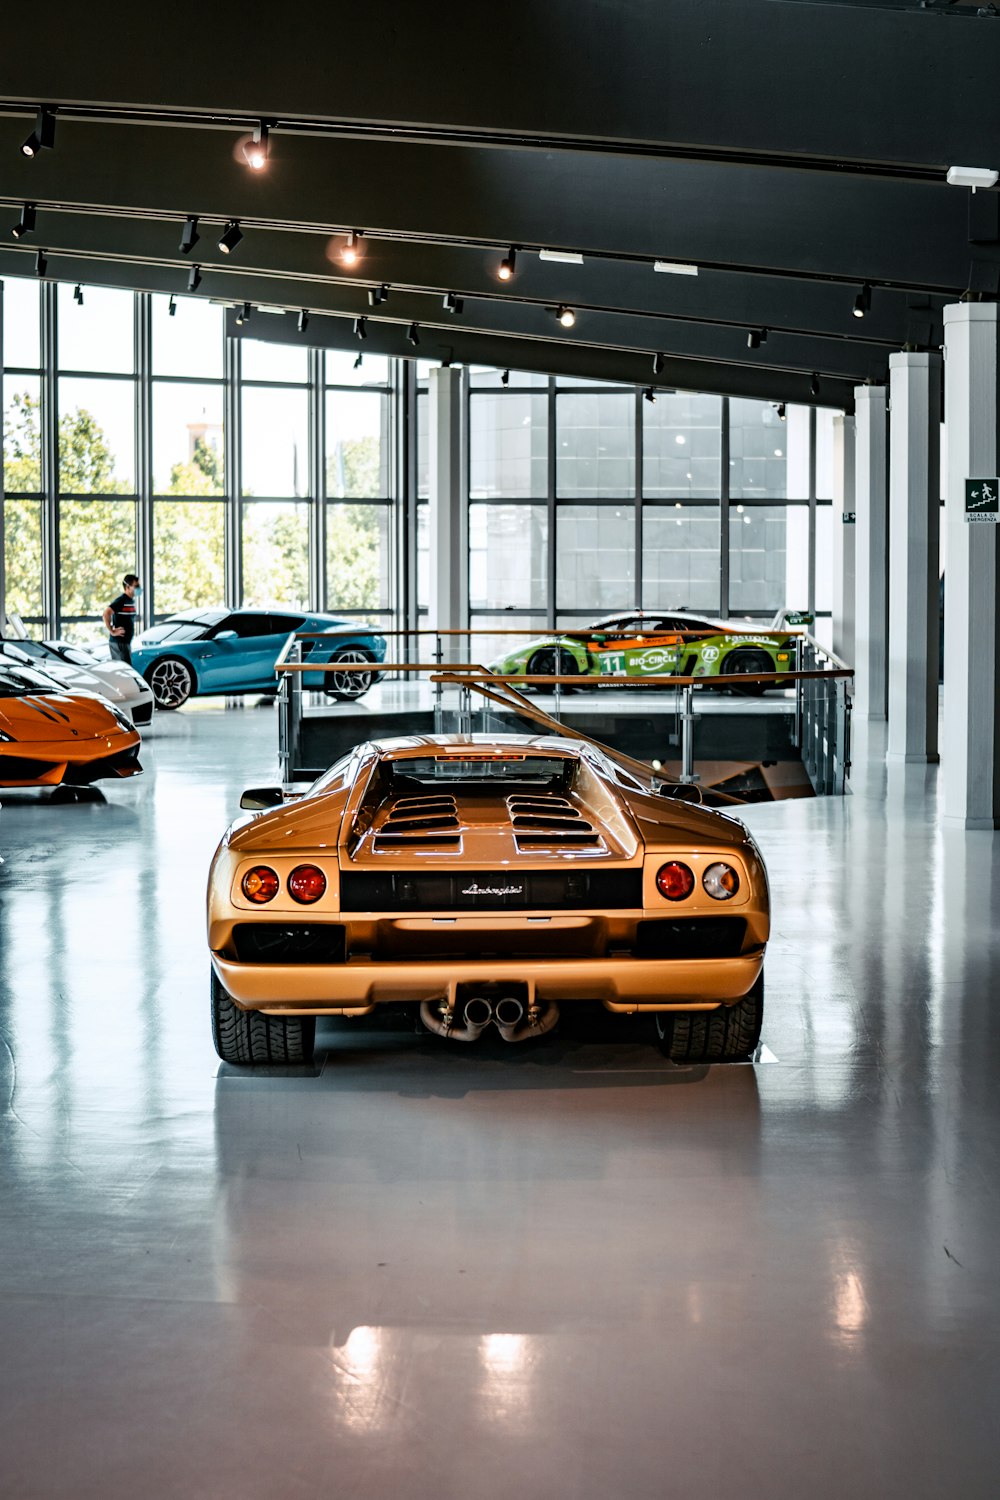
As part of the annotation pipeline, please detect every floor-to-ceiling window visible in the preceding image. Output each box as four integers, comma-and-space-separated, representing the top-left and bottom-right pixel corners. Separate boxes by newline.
1, 277, 402, 641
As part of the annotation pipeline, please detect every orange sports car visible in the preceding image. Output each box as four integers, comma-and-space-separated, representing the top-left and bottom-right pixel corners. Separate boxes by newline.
208, 734, 769, 1067
0, 663, 143, 787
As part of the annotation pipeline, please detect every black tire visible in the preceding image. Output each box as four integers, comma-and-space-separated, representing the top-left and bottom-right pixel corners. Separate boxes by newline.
211, 970, 316, 1065
146, 655, 195, 710
721, 648, 772, 696
654, 971, 764, 1063
526, 646, 580, 691
324, 646, 376, 701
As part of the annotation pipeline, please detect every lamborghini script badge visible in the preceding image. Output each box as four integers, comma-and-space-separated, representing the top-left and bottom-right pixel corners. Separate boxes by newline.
462, 882, 524, 897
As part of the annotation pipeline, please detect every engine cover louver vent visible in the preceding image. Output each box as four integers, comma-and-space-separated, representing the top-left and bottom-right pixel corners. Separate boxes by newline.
373, 794, 462, 851
506, 795, 604, 851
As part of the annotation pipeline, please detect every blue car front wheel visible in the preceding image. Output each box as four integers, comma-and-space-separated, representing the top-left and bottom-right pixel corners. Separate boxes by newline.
146, 656, 195, 710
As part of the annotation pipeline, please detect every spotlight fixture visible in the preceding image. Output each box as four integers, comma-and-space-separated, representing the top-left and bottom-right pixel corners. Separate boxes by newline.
187, 264, 202, 292
810, 373, 820, 398
73, 283, 83, 305
341, 230, 363, 265
354, 316, 368, 340
218, 220, 243, 256
11, 202, 36, 240
353, 352, 364, 370
557, 305, 576, 328
946, 165, 999, 191
34, 249, 47, 278
20, 106, 55, 159
243, 121, 269, 171
500, 369, 510, 387
234, 302, 252, 326
368, 284, 389, 307
652, 352, 665, 377
852, 283, 872, 319
407, 323, 420, 347
498, 246, 517, 281
297, 310, 309, 333
443, 292, 464, 314
179, 216, 199, 255
747, 328, 768, 349
776, 402, 786, 420
643, 386, 657, 404
168, 296, 177, 317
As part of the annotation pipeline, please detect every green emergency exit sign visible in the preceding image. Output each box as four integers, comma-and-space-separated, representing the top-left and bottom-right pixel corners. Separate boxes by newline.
965, 479, 1000, 522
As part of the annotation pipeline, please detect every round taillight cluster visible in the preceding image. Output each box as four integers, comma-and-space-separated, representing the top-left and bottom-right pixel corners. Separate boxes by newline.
288, 864, 327, 904
656, 861, 695, 901
703, 862, 739, 900
655, 860, 740, 902
242, 865, 279, 903
240, 864, 327, 904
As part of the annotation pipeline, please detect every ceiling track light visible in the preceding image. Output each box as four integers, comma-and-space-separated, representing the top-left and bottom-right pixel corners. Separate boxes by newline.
73, 283, 83, 305
179, 216, 199, 254
21, 105, 55, 158
243, 120, 270, 171
443, 292, 464, 314
234, 302, 252, 326
11, 202, 36, 240
946, 165, 999, 192
852, 282, 872, 319
168, 295, 177, 317
187, 264, 202, 292
368, 283, 389, 307
498, 246, 517, 281
354, 316, 367, 340
34, 249, 47, 278
407, 323, 420, 347
218, 220, 243, 256
643, 386, 657, 404
557, 305, 576, 328
297, 310, 309, 333
500, 370, 510, 387
353, 352, 364, 370
538, 248, 584, 265
341, 229, 363, 266
776, 402, 786, 420
747, 327, 768, 349
652, 352, 665, 377
810, 373, 820, 398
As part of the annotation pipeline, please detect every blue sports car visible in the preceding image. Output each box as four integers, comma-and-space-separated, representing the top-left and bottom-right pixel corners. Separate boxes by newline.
131, 607, 386, 710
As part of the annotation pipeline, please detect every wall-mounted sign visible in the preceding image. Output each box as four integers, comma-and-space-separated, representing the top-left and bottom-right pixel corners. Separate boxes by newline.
965, 478, 1000, 523
842, 511, 856, 525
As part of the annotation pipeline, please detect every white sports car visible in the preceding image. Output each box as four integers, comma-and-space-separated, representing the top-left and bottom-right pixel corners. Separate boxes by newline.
0, 638, 155, 726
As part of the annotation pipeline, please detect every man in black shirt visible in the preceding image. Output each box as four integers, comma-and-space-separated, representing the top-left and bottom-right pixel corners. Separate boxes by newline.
102, 573, 142, 664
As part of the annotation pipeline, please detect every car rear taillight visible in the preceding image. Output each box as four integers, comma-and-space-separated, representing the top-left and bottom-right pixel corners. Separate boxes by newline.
703, 862, 740, 900
288, 864, 327, 904
242, 865, 279, 903
656, 861, 695, 900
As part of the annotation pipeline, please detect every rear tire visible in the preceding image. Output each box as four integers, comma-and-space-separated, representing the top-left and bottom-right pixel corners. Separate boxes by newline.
654, 972, 764, 1063
325, 646, 376, 701
722, 648, 772, 696
146, 656, 195, 710
211, 970, 316, 1065
526, 646, 580, 692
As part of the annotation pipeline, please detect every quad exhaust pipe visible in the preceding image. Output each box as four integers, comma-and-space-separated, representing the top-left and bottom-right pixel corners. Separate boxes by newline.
420, 994, 559, 1044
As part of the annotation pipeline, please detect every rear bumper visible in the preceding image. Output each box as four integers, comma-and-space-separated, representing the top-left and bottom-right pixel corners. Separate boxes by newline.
210, 949, 764, 1016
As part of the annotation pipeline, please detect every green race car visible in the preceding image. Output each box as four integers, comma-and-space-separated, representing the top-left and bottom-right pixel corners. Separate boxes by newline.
488, 609, 810, 693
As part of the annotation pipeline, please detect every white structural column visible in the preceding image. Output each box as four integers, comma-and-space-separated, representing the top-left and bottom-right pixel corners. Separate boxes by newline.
943, 303, 1000, 829
427, 367, 467, 639
886, 351, 942, 762
853, 385, 889, 719
831, 414, 856, 665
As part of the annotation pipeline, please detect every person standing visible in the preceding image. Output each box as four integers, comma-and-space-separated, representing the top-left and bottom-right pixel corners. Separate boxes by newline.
103, 573, 142, 664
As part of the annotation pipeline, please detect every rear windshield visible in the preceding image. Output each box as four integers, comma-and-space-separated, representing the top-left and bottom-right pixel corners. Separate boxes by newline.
390, 754, 573, 786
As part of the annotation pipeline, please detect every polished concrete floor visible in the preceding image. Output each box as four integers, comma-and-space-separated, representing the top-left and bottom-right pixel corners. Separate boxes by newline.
1, 704, 998, 1499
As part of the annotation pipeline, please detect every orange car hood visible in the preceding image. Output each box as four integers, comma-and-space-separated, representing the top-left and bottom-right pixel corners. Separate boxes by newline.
0, 690, 120, 743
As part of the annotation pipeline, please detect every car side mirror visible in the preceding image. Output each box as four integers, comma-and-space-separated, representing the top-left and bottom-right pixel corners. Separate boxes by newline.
214, 630, 238, 642
240, 787, 284, 810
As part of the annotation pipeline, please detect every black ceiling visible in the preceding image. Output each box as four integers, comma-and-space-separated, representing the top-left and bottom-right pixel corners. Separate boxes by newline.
1, 0, 998, 410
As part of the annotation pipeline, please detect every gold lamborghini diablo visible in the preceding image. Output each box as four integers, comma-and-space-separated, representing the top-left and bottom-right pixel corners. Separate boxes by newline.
208, 735, 769, 1065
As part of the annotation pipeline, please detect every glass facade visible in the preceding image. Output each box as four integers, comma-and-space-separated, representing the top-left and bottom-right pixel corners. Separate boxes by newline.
2, 276, 834, 645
